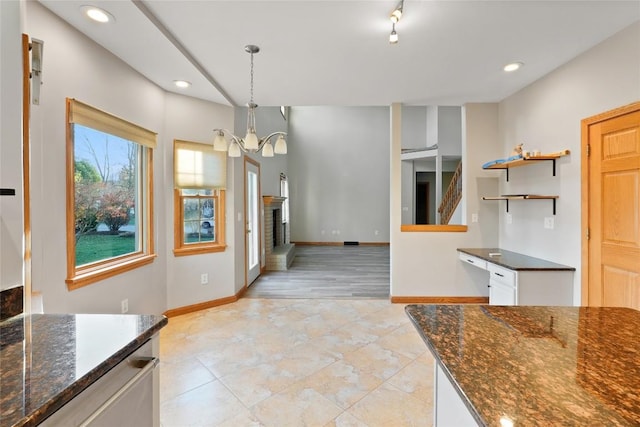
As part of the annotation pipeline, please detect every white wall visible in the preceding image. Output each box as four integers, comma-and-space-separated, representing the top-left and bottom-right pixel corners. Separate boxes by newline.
25, 2, 168, 314
287, 106, 390, 243
163, 93, 237, 310
25, 3, 242, 314
391, 103, 500, 297
497, 21, 640, 305
0, 0, 24, 291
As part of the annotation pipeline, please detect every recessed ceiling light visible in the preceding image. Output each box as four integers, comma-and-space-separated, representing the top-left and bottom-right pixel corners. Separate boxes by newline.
503, 62, 524, 72
174, 80, 191, 89
80, 5, 114, 23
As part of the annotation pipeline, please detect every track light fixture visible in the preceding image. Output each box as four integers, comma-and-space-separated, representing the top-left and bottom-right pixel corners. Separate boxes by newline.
389, 0, 404, 44
390, 0, 404, 23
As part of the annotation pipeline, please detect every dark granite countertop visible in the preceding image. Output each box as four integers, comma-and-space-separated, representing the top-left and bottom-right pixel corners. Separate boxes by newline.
458, 247, 575, 271
406, 304, 640, 426
0, 313, 167, 427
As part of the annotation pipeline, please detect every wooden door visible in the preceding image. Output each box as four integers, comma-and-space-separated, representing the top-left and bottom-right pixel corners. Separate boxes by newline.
582, 102, 640, 309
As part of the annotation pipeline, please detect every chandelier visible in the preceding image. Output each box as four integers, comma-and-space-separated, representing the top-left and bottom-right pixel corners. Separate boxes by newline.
213, 45, 287, 158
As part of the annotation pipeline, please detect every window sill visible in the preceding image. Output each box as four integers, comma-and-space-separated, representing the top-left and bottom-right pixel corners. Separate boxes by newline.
173, 244, 227, 257
66, 253, 157, 290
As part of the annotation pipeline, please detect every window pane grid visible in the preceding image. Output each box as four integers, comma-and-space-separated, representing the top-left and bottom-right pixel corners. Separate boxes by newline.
181, 193, 216, 245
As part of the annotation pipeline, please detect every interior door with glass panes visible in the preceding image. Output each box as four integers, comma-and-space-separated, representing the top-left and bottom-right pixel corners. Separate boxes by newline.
245, 158, 261, 286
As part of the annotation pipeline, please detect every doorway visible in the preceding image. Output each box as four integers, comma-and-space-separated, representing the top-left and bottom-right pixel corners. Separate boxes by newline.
582, 101, 640, 309
245, 157, 261, 287
415, 181, 429, 224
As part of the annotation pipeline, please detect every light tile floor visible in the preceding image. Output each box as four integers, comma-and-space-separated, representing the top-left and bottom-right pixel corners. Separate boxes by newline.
159, 298, 434, 427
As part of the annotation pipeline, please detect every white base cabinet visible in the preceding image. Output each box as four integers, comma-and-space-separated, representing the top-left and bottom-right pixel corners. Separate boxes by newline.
459, 251, 574, 306
434, 364, 478, 427
42, 336, 160, 427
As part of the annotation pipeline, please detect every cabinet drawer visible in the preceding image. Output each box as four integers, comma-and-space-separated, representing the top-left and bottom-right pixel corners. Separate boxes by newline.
488, 263, 516, 286
458, 252, 487, 270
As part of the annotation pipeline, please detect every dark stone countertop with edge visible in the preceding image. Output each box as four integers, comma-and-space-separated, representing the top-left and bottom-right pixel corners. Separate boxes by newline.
457, 247, 575, 271
0, 313, 167, 427
405, 304, 640, 427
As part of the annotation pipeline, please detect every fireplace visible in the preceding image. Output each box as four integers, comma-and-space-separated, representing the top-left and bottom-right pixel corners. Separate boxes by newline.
263, 196, 295, 270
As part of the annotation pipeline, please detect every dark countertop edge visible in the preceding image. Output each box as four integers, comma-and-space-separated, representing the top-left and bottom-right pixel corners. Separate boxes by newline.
15, 315, 168, 427
404, 305, 487, 427
457, 248, 576, 271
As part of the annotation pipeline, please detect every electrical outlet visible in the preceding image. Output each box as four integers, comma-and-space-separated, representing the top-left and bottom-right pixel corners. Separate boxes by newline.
121, 299, 129, 314
471, 213, 478, 223
201, 273, 209, 285
506, 213, 512, 224
544, 217, 555, 229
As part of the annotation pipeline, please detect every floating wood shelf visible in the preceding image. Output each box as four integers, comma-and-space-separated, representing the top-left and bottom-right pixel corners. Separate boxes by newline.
483, 149, 570, 181
482, 195, 559, 215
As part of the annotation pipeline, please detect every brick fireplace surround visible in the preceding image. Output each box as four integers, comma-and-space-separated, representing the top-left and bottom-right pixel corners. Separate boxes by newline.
263, 196, 295, 270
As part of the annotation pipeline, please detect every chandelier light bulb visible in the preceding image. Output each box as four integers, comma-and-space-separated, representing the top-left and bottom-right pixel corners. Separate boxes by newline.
244, 130, 259, 150
228, 141, 242, 158
213, 132, 227, 151
274, 134, 287, 154
262, 141, 274, 157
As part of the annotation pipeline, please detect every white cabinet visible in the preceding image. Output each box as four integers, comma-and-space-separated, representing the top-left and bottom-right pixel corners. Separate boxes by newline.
458, 250, 574, 306
42, 337, 160, 427
489, 280, 516, 305
488, 263, 517, 305
458, 252, 487, 270
434, 364, 478, 427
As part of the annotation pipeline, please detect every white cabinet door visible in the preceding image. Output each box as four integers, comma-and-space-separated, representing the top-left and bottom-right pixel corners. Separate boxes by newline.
489, 280, 516, 305
434, 364, 478, 427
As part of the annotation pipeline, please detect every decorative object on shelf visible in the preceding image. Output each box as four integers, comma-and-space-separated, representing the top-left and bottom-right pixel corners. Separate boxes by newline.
482, 149, 570, 181
212, 45, 287, 158
510, 143, 523, 156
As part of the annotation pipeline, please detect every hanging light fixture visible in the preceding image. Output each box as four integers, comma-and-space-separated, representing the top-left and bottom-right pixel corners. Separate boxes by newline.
213, 45, 287, 158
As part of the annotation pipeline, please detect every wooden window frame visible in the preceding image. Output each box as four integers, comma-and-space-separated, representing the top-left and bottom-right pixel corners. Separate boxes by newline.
173, 188, 226, 256
65, 99, 156, 290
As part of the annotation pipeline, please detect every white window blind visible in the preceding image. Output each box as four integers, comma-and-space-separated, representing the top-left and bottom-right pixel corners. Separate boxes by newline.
68, 98, 157, 148
174, 139, 227, 189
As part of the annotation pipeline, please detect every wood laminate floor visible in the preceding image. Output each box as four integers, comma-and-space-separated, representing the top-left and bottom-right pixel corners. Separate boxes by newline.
244, 245, 390, 299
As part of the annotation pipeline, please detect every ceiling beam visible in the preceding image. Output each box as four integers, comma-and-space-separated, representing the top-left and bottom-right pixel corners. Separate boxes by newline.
131, 0, 237, 106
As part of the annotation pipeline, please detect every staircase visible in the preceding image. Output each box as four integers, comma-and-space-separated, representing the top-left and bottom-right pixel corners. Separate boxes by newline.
438, 161, 462, 225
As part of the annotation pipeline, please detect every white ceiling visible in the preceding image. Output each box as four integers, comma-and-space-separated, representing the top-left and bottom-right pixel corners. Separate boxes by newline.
39, 1, 640, 107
